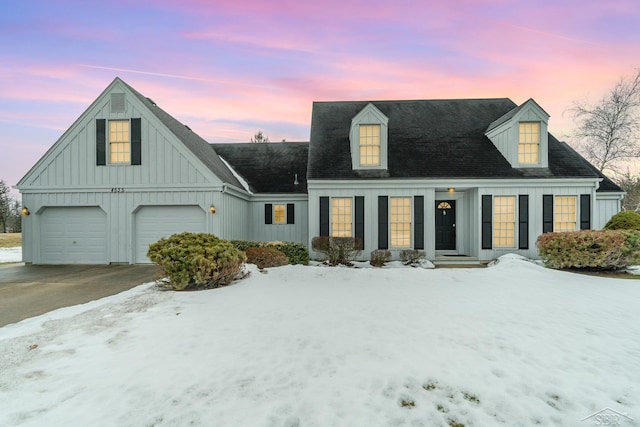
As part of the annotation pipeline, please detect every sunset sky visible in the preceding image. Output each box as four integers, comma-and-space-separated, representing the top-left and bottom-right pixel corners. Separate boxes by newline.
1, 0, 639, 196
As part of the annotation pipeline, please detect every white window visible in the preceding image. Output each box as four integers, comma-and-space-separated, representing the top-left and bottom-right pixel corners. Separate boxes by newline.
518, 122, 540, 164
390, 197, 411, 248
331, 198, 353, 237
273, 205, 286, 224
493, 196, 515, 247
555, 196, 576, 232
109, 120, 130, 164
359, 124, 381, 166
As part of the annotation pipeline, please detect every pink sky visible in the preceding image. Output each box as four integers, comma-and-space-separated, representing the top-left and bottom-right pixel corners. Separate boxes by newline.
1, 0, 639, 197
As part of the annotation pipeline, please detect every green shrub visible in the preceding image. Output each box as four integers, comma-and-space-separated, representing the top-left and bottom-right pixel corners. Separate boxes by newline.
228, 240, 309, 265
537, 229, 640, 270
400, 249, 426, 266
370, 249, 391, 267
312, 236, 362, 265
147, 232, 246, 290
245, 246, 289, 268
604, 211, 640, 230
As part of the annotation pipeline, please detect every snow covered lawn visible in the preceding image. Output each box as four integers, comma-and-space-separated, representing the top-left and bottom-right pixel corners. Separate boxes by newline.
0, 247, 21, 263
0, 255, 638, 426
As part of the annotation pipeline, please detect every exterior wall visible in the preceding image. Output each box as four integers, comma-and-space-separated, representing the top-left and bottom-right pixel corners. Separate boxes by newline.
219, 190, 251, 241
249, 196, 309, 245
21, 189, 223, 264
308, 182, 435, 260
594, 194, 623, 229
477, 183, 598, 261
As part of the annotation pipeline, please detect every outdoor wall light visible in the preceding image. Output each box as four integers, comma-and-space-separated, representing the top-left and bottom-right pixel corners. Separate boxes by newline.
22, 207, 30, 216
209, 205, 216, 214
448, 187, 455, 193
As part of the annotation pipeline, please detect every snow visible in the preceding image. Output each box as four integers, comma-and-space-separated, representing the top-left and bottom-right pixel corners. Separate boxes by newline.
1, 256, 639, 426
0, 247, 21, 263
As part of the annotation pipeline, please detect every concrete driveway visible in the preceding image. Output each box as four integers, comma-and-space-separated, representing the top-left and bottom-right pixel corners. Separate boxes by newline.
0, 264, 161, 327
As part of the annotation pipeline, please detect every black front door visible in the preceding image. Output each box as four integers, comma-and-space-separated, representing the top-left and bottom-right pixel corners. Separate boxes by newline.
435, 200, 456, 250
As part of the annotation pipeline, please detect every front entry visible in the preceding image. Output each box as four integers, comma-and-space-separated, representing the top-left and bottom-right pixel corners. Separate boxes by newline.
435, 200, 456, 250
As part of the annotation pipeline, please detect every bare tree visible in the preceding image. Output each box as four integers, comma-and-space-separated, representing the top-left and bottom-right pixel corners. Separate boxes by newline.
570, 69, 640, 174
0, 180, 11, 233
251, 131, 270, 143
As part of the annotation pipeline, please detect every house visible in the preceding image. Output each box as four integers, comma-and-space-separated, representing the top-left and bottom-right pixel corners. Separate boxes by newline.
17, 77, 623, 264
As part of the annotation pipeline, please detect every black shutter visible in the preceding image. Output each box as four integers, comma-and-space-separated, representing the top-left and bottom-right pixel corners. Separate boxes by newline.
96, 119, 106, 165
378, 196, 388, 249
319, 197, 329, 236
518, 195, 529, 249
482, 195, 492, 249
265, 204, 272, 224
287, 203, 295, 224
543, 195, 554, 233
414, 196, 424, 250
580, 195, 591, 230
131, 118, 141, 165
355, 196, 364, 249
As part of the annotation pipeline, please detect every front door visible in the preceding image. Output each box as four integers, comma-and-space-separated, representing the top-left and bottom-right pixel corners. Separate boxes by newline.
435, 200, 456, 250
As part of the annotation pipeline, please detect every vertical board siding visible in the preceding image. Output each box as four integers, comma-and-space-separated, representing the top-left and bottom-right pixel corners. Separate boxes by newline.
247, 200, 308, 245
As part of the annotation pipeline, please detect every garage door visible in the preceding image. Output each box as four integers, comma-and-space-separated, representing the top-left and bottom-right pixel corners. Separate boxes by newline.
41, 207, 108, 264
135, 205, 206, 263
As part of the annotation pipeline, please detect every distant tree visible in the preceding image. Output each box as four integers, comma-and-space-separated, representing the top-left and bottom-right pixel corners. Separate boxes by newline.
570, 69, 640, 174
9, 199, 22, 232
251, 131, 270, 143
616, 171, 640, 212
0, 180, 11, 233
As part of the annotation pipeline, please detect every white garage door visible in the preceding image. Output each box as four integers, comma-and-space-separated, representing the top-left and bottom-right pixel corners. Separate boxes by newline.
135, 205, 206, 263
40, 207, 108, 264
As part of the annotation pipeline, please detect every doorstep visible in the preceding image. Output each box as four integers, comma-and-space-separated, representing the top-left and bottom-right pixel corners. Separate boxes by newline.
433, 255, 482, 266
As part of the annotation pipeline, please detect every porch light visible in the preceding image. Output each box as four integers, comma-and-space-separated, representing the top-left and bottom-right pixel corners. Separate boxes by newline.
209, 205, 216, 214
448, 187, 455, 193
22, 207, 30, 216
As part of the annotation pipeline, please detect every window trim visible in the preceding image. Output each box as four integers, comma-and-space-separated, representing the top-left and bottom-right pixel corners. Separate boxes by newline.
389, 196, 412, 249
493, 196, 516, 248
554, 195, 577, 232
108, 119, 131, 165
518, 121, 540, 165
330, 197, 353, 237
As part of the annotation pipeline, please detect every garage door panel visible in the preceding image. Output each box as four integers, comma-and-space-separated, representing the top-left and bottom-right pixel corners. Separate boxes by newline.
135, 205, 206, 263
41, 207, 108, 264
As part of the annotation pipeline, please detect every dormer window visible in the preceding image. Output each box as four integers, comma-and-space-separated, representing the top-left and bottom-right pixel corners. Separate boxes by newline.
359, 124, 381, 166
518, 122, 540, 164
349, 103, 388, 170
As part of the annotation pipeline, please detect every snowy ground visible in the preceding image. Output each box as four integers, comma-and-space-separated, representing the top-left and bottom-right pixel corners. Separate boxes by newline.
0, 255, 638, 427
0, 247, 22, 263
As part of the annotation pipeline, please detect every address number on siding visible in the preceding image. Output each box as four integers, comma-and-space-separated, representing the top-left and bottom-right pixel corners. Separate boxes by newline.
111, 188, 124, 193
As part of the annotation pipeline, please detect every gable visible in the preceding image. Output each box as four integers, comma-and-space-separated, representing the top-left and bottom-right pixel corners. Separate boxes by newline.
18, 78, 240, 190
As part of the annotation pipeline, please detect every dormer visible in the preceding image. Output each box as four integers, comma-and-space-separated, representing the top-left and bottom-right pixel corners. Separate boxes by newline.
349, 103, 389, 170
485, 98, 550, 168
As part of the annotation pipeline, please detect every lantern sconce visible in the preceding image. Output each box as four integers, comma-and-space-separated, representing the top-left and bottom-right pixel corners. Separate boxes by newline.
448, 187, 455, 194
209, 205, 216, 214
22, 207, 30, 216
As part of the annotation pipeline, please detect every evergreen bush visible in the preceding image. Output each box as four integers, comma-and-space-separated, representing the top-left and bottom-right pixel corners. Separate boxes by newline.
603, 210, 640, 230
537, 229, 640, 270
147, 232, 246, 290
245, 246, 289, 268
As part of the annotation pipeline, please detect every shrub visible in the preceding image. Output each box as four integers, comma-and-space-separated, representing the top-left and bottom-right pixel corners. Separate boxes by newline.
228, 240, 309, 265
400, 249, 426, 266
312, 236, 362, 265
604, 211, 640, 230
245, 246, 289, 269
370, 249, 391, 267
537, 229, 640, 270
147, 232, 246, 290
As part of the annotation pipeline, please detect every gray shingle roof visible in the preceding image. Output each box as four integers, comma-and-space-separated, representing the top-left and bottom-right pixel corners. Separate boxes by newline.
308, 99, 618, 189
120, 78, 243, 189
211, 142, 309, 193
